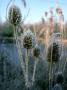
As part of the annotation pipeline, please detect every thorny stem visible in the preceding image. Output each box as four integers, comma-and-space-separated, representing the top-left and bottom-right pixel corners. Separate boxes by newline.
25, 49, 29, 87
13, 26, 26, 84
32, 58, 38, 85
49, 41, 53, 90
49, 62, 53, 90
63, 58, 67, 73
6, 0, 30, 88
58, 25, 64, 72
49, 63, 51, 90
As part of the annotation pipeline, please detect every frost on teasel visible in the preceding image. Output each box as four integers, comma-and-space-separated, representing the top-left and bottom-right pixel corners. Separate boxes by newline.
47, 42, 60, 63
8, 5, 22, 26
21, 29, 35, 49
33, 45, 40, 58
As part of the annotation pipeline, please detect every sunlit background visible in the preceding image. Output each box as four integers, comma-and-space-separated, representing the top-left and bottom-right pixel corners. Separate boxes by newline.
0, 0, 67, 23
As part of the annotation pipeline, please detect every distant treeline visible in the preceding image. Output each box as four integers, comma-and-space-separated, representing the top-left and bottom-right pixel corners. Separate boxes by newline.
0, 21, 67, 43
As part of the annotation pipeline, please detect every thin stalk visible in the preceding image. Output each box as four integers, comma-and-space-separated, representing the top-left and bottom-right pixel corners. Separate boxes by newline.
48, 47, 50, 90
13, 26, 26, 83
32, 58, 38, 85
59, 19, 64, 72
63, 58, 67, 73
49, 42, 53, 90
61, 23, 64, 72
51, 63, 56, 87
3, 59, 6, 90
49, 62, 53, 90
25, 49, 29, 87
49, 63, 52, 90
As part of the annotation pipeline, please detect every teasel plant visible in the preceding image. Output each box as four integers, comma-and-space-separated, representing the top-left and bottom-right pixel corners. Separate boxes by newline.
6, 0, 38, 89
6, 0, 31, 88
6, 0, 27, 23
31, 45, 40, 85
47, 41, 60, 90
56, 6, 65, 73
21, 29, 35, 88
45, 8, 54, 61
45, 6, 64, 90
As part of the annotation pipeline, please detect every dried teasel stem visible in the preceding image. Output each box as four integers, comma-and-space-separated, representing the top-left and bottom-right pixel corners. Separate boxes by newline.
25, 49, 29, 87
32, 58, 38, 85
13, 26, 26, 84
63, 58, 67, 73
49, 45, 53, 90
31, 45, 40, 85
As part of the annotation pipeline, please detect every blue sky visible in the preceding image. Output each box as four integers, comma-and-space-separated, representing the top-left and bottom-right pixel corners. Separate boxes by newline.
0, 0, 67, 23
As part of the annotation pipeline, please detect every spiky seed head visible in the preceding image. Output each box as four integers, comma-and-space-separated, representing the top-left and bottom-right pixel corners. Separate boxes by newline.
33, 45, 40, 58
47, 42, 60, 63
8, 5, 22, 26
22, 29, 35, 49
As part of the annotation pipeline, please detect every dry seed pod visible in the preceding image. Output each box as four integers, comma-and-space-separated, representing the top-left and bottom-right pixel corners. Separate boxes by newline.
47, 42, 60, 63
33, 46, 40, 58
8, 5, 22, 26
22, 29, 35, 49
23, 36, 33, 49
